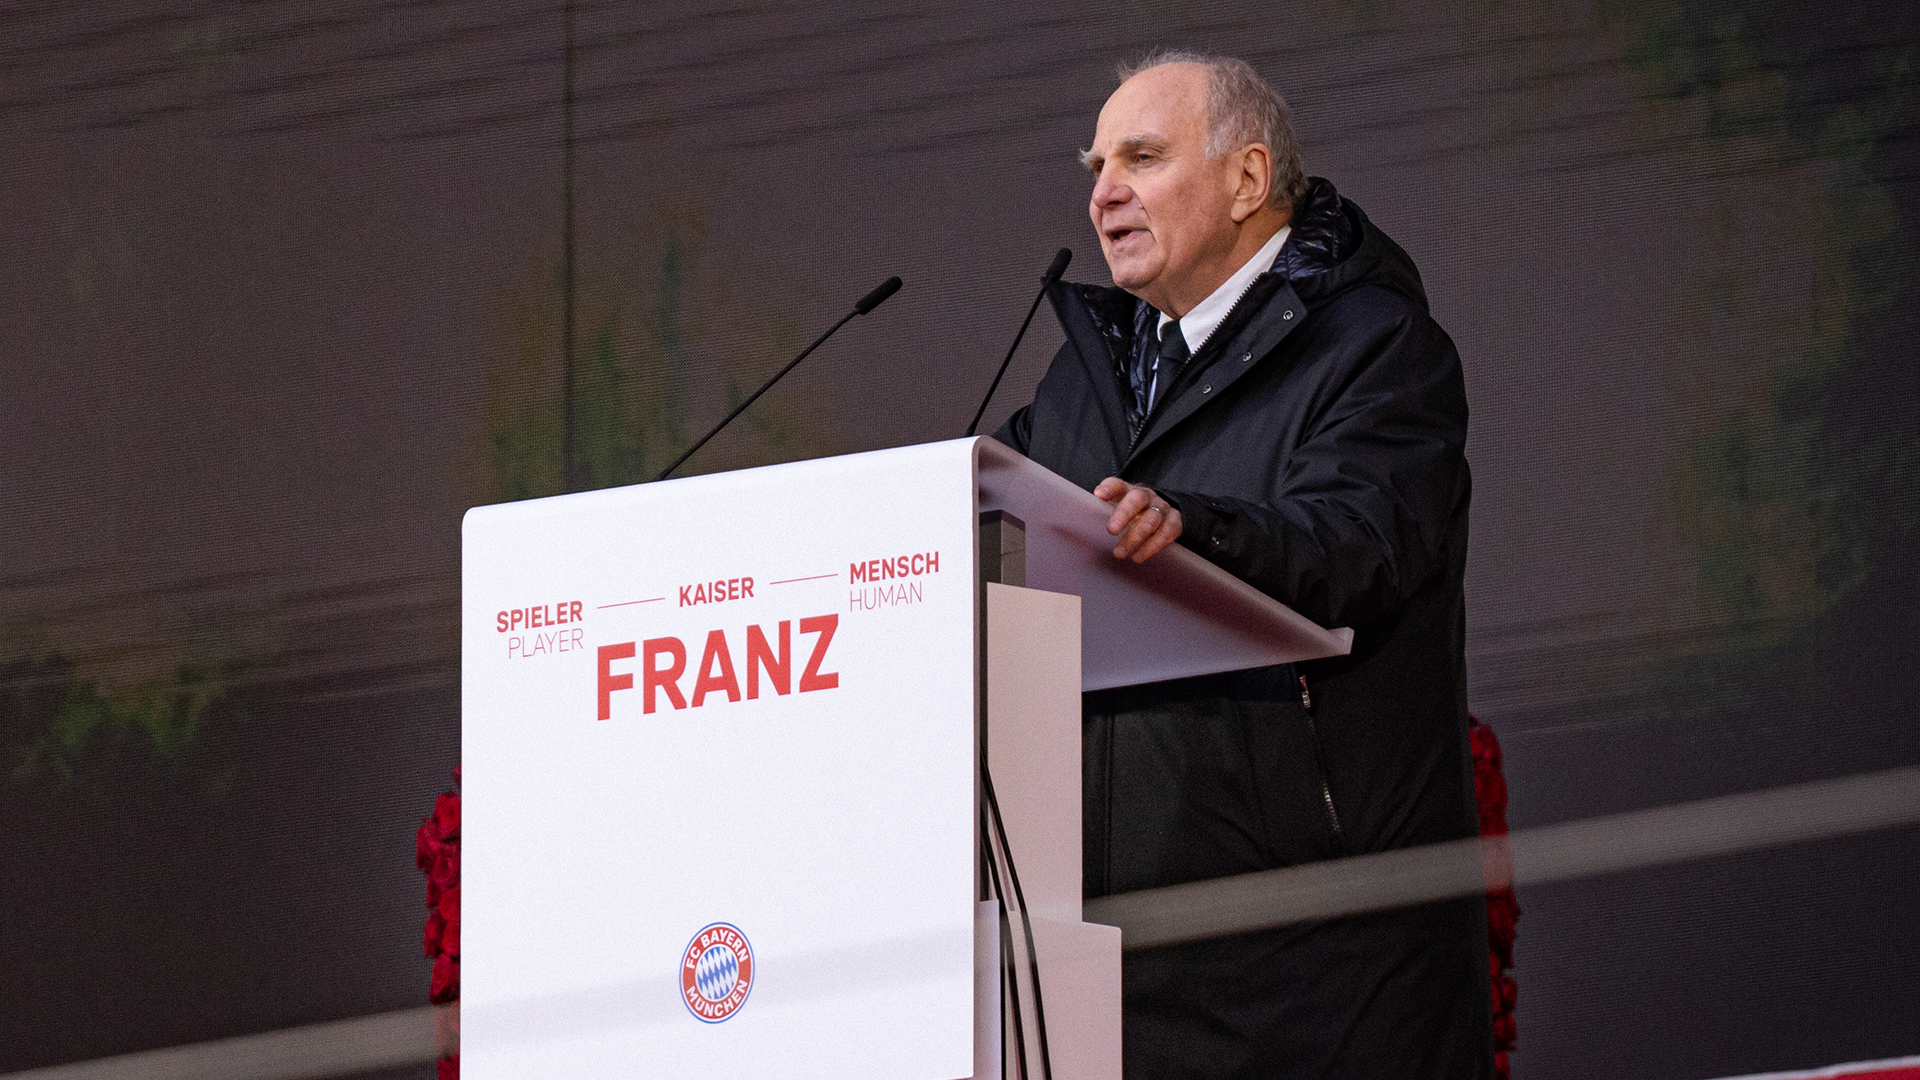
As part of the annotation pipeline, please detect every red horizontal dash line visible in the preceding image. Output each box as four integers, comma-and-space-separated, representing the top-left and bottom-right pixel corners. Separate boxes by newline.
597, 597, 667, 609
767, 573, 838, 585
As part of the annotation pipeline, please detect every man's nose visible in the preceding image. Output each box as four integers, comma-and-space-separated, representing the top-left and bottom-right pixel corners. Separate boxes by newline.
1090, 165, 1130, 209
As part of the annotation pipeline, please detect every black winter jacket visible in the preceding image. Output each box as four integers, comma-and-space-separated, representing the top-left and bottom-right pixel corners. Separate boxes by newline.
997, 179, 1493, 1080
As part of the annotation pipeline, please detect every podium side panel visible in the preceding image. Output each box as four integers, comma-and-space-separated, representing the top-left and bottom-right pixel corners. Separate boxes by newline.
1015, 917, 1122, 1080
984, 583, 1083, 924
975, 901, 1003, 1080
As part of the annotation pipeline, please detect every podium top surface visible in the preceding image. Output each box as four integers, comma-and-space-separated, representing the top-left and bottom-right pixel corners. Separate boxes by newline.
973, 438, 1350, 690
462, 436, 1350, 693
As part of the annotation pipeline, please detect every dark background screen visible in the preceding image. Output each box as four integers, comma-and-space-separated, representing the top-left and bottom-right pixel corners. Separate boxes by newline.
3, 2, 1917, 1077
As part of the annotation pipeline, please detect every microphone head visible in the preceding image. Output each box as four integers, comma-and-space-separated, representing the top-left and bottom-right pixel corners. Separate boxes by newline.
854, 276, 903, 315
1043, 247, 1073, 284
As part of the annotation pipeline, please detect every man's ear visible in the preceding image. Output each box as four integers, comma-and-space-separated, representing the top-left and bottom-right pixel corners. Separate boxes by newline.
1228, 144, 1272, 224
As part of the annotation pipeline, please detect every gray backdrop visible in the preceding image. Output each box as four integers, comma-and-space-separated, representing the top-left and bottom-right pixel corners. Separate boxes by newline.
3, 1, 1917, 1076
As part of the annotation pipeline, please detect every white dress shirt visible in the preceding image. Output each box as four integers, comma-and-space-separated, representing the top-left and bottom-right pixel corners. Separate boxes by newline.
1157, 224, 1292, 355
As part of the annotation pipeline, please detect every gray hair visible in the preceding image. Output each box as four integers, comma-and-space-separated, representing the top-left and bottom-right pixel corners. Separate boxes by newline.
1116, 49, 1307, 211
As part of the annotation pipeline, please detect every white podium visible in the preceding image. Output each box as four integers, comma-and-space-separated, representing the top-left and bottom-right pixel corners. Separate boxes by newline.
459, 437, 1350, 1080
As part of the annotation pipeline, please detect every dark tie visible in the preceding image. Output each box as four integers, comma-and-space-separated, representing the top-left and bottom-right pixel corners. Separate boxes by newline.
1151, 319, 1189, 411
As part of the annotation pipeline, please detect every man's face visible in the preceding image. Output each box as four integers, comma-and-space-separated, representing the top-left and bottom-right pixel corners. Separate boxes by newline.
1084, 64, 1239, 310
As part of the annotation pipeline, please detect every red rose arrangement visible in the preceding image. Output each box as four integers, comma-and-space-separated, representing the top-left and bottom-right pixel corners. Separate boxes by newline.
1470, 716, 1521, 1080
416, 767, 461, 1080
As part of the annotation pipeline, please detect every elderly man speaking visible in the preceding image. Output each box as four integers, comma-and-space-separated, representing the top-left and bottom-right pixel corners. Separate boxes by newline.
996, 52, 1492, 1078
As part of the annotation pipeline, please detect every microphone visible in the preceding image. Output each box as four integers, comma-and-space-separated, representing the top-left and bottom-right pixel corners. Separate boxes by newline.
964, 248, 1071, 437
653, 276, 903, 482
854, 276, 901, 315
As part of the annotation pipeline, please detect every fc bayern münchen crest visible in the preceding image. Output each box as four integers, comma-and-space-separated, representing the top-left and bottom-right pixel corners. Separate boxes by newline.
681, 922, 754, 1023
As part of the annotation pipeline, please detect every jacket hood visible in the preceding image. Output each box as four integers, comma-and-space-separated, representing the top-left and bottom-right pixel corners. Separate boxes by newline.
1277, 177, 1429, 313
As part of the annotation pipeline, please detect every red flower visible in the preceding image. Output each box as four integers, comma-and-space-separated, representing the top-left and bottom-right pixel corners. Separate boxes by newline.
1471, 716, 1520, 1069
433, 842, 460, 887
1482, 772, 1509, 821
430, 952, 460, 1005
438, 885, 461, 958
1470, 721, 1503, 768
437, 1055, 459, 1080
421, 811, 459, 912
1487, 890, 1521, 946
1492, 1010, 1517, 1048
416, 830, 439, 872
424, 909, 446, 959
432, 791, 461, 840
420, 771, 463, 1008
1488, 903, 1519, 966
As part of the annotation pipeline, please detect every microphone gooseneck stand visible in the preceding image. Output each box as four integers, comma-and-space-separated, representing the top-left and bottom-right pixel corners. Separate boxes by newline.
965, 248, 1072, 438
971, 248, 1072, 1079
654, 275, 903, 482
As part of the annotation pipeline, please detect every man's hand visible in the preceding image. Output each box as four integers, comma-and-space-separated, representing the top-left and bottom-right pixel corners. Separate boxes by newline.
1095, 477, 1183, 563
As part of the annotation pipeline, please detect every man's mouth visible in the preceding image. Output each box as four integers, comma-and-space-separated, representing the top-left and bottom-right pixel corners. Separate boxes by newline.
1105, 226, 1148, 245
